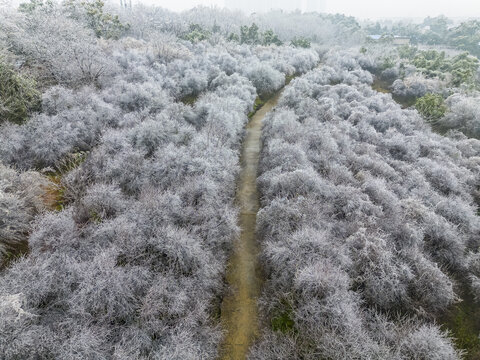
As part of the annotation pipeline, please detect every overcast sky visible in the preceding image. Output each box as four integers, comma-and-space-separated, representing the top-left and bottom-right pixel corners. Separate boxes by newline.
325, 0, 480, 19
139, 0, 480, 19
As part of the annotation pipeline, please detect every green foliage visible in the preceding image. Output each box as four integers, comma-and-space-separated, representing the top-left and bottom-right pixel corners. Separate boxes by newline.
180, 93, 199, 105
18, 0, 53, 13
44, 151, 88, 211
408, 49, 479, 87
0, 240, 29, 271
397, 45, 417, 60
182, 24, 211, 43
240, 23, 259, 45
415, 93, 447, 122
58, 151, 89, 173
380, 55, 396, 71
247, 96, 266, 118
84, 0, 129, 39
447, 20, 480, 58
290, 37, 311, 48
45, 173, 67, 211
0, 59, 41, 124
66, 0, 129, 40
262, 29, 282, 46
271, 305, 295, 333
440, 287, 480, 360
227, 32, 239, 42
449, 306, 480, 358
285, 73, 296, 85
89, 210, 102, 224
450, 52, 479, 87
423, 15, 450, 36
233, 25, 282, 46
412, 50, 448, 78
329, 13, 361, 33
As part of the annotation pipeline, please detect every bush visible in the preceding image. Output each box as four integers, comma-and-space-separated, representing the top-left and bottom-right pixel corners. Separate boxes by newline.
0, 27, 286, 356
254, 53, 478, 359
245, 63, 285, 97
441, 94, 480, 138
290, 37, 311, 48
0, 59, 40, 124
391, 75, 445, 100
3, 8, 115, 86
182, 23, 210, 43
0, 163, 48, 267
240, 23, 260, 45
415, 93, 448, 122
399, 324, 460, 359
262, 29, 282, 46
70, 0, 130, 40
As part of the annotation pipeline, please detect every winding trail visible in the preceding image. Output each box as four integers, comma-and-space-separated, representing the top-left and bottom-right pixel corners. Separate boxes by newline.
219, 91, 282, 360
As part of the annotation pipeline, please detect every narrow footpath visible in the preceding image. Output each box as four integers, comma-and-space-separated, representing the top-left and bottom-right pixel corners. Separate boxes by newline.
219, 91, 283, 360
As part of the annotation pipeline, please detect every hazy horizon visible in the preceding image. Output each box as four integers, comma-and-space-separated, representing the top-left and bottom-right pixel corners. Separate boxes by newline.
130, 0, 480, 20
2, 0, 479, 20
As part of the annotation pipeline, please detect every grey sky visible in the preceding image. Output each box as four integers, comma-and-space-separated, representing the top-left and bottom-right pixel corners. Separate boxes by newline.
325, 0, 480, 19
141, 0, 480, 19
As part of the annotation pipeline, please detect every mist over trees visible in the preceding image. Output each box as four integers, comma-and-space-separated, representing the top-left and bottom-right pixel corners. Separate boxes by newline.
0, 0, 479, 358
442, 94, 480, 138
364, 16, 480, 57
354, 43, 480, 140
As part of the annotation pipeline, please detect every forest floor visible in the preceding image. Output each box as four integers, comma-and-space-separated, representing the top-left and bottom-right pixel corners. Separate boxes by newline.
218, 91, 283, 360
439, 282, 480, 360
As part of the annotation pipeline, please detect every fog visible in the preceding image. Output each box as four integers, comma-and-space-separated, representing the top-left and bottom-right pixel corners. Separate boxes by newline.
326, 0, 480, 19
133, 0, 480, 19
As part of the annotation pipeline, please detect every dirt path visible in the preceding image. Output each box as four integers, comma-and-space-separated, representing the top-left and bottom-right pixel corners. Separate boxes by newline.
219, 91, 282, 360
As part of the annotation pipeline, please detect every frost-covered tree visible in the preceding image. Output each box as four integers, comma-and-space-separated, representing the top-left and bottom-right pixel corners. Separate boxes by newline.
245, 63, 285, 97
0, 19, 277, 354
0, 163, 48, 267
1, 6, 115, 86
441, 94, 480, 138
253, 52, 479, 359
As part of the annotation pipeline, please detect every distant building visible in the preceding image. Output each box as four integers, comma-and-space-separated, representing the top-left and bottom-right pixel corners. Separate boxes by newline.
393, 36, 410, 46
224, 0, 326, 14
367, 34, 382, 41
